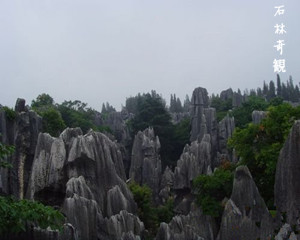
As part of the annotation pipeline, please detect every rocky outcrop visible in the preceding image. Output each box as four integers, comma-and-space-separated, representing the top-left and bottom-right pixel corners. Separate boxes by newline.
252, 110, 267, 124
220, 88, 233, 101
275, 120, 300, 226
190, 87, 209, 142
274, 223, 297, 240
129, 127, 162, 201
159, 166, 174, 203
27, 128, 142, 240
103, 111, 131, 144
218, 114, 235, 162
174, 134, 212, 190
0, 99, 42, 199
100, 210, 145, 240
217, 166, 273, 240
155, 204, 217, 240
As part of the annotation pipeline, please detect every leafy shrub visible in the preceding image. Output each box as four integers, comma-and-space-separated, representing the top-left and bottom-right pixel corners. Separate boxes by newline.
193, 166, 234, 217
128, 181, 174, 237
1, 107, 17, 121
0, 196, 64, 234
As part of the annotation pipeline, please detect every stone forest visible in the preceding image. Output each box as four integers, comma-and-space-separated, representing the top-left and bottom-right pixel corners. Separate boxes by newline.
1, 76, 300, 240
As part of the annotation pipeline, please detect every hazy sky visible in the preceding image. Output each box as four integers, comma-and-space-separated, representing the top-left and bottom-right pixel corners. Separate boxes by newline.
1, 0, 299, 111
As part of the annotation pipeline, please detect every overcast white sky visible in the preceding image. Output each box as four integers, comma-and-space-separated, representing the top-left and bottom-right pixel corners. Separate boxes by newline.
0, 0, 299, 110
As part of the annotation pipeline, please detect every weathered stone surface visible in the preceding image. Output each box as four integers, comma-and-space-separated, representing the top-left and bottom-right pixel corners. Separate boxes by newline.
274, 223, 297, 240
15, 98, 27, 112
104, 111, 131, 144
275, 120, 300, 226
174, 134, 212, 190
252, 110, 267, 124
129, 127, 162, 200
218, 166, 273, 240
190, 87, 209, 142
220, 88, 233, 101
155, 204, 217, 240
232, 91, 244, 108
0, 100, 42, 199
27, 128, 139, 239
218, 114, 235, 162
101, 210, 145, 240
159, 166, 174, 203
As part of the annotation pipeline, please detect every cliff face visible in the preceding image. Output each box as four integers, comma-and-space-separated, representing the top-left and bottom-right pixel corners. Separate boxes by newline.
275, 120, 300, 226
26, 128, 143, 240
218, 166, 274, 240
129, 127, 162, 202
0, 99, 42, 199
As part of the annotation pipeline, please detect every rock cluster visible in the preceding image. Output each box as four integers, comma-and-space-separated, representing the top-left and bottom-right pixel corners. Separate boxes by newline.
26, 128, 143, 240
156, 204, 217, 240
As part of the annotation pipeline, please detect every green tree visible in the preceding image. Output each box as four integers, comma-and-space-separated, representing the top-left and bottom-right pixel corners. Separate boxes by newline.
231, 96, 268, 128
228, 103, 300, 208
193, 163, 234, 217
31, 94, 66, 137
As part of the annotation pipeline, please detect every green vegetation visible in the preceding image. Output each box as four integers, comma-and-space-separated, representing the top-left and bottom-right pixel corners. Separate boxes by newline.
0, 196, 64, 234
128, 181, 174, 238
210, 95, 233, 121
1, 107, 17, 121
193, 162, 234, 217
231, 96, 268, 128
228, 103, 300, 208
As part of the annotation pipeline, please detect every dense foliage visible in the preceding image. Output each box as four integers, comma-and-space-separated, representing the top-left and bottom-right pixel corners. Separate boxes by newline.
228, 103, 300, 208
231, 96, 269, 128
193, 162, 234, 217
128, 182, 174, 238
0, 196, 65, 235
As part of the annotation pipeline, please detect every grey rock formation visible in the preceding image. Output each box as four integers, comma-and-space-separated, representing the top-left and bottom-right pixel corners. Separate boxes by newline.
232, 91, 244, 108
275, 120, 300, 226
0, 100, 42, 198
155, 204, 217, 240
274, 223, 297, 240
15, 98, 27, 112
220, 88, 233, 101
173, 134, 212, 190
27, 128, 141, 240
218, 166, 273, 240
100, 210, 145, 240
129, 127, 162, 201
104, 111, 131, 144
218, 114, 235, 162
190, 87, 209, 142
159, 166, 174, 203
252, 110, 267, 124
